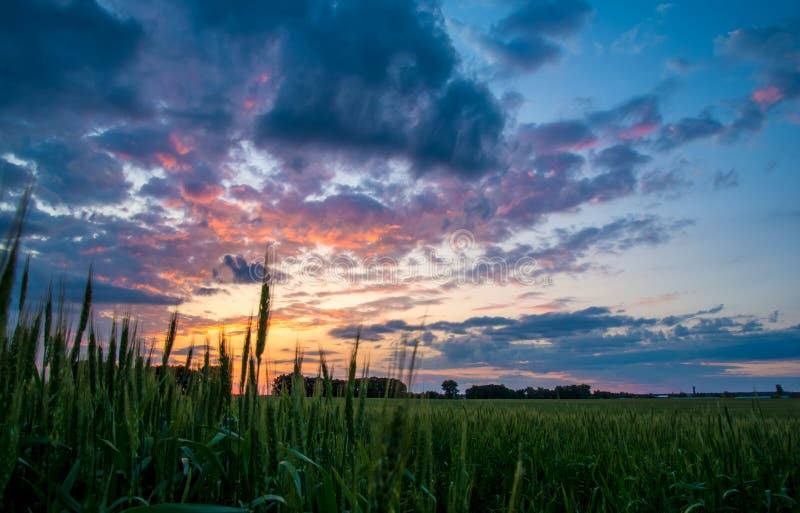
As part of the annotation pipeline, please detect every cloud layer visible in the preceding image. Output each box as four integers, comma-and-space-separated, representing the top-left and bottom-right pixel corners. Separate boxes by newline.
1, 0, 797, 391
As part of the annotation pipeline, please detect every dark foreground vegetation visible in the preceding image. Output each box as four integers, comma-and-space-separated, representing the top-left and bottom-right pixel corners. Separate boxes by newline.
1, 193, 799, 512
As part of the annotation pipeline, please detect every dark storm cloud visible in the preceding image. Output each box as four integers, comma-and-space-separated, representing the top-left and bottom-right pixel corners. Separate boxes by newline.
516, 120, 596, 155
194, 287, 228, 297
660, 304, 725, 326
531, 152, 585, 175
0, 160, 32, 189
21, 276, 181, 307
140, 177, 180, 200
222, 255, 256, 284
185, 0, 309, 34
185, 0, 455, 89
593, 144, 650, 173
716, 21, 800, 100
330, 316, 504, 340
587, 95, 662, 139
17, 140, 131, 206
90, 281, 182, 305
329, 319, 415, 341
0, 0, 143, 114
724, 99, 766, 139
0, 202, 68, 239
228, 0, 507, 177
654, 115, 724, 151
490, 309, 655, 344
430, 316, 512, 334
93, 126, 172, 164
413, 80, 506, 175
480, 0, 593, 73
16, 264, 182, 307
496, 0, 593, 38
480, 36, 560, 74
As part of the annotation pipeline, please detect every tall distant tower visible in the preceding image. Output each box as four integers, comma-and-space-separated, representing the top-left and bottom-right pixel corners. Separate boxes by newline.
692, 385, 696, 397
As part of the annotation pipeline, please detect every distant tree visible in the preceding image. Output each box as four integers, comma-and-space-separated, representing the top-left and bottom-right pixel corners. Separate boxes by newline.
555, 384, 591, 399
525, 386, 556, 399
465, 384, 516, 399
442, 379, 459, 399
272, 373, 407, 397
776, 384, 784, 396
359, 376, 408, 398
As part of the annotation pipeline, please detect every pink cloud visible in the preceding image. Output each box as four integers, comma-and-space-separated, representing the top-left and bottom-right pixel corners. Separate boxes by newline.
618, 122, 659, 140
751, 86, 784, 107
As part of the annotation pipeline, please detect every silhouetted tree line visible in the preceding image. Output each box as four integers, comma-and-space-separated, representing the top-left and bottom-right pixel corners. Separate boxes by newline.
413, 382, 652, 400
462, 383, 594, 399
272, 373, 408, 397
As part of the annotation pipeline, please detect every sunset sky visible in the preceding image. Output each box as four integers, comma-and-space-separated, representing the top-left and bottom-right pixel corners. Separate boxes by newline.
1, 0, 799, 393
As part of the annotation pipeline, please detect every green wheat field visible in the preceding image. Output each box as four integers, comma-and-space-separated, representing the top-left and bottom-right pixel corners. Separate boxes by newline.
2, 195, 798, 512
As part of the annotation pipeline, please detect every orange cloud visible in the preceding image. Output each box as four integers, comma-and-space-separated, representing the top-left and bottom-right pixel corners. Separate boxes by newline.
280, 224, 409, 254
159, 270, 192, 286
81, 245, 110, 255
170, 133, 193, 155
155, 152, 177, 170
131, 282, 167, 297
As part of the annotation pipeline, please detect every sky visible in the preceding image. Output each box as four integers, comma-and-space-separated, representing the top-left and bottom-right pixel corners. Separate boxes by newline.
1, 0, 799, 393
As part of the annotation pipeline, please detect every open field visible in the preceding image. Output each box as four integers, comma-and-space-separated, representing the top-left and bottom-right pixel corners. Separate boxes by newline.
437, 397, 800, 418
